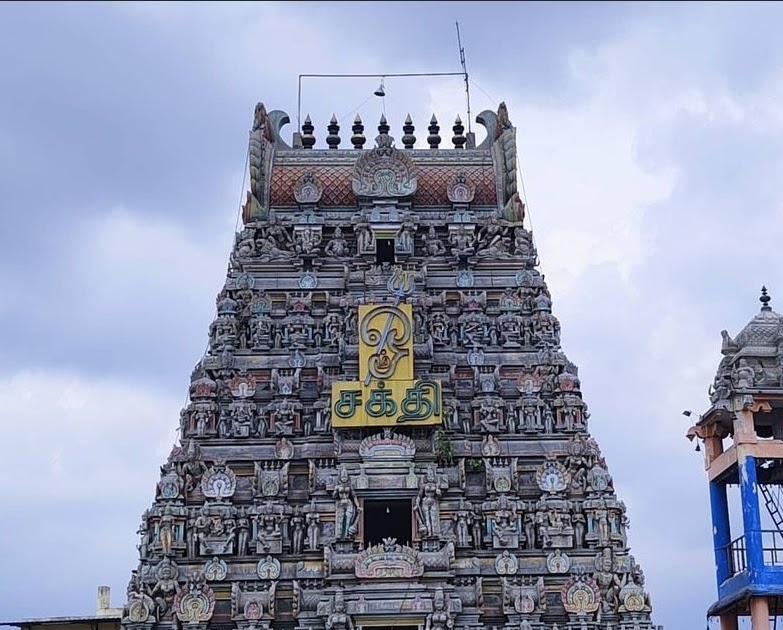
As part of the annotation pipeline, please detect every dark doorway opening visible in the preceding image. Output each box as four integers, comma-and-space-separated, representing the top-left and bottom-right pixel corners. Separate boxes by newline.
363, 499, 412, 547
376, 238, 395, 265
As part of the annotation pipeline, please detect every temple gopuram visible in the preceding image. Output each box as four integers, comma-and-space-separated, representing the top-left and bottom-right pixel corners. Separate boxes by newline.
117, 101, 661, 630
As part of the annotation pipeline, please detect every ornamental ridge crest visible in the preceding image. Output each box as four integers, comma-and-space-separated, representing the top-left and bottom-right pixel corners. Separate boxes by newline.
204, 556, 228, 581
201, 461, 237, 499
124, 592, 155, 624
536, 457, 571, 493
352, 136, 418, 199
155, 557, 180, 581
229, 374, 257, 398
257, 555, 281, 580
173, 573, 216, 623
546, 549, 571, 574
446, 172, 475, 203
293, 172, 323, 204
494, 551, 519, 575
561, 572, 601, 614
620, 581, 650, 613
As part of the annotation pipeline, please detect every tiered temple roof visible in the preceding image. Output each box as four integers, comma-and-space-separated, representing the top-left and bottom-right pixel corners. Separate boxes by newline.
689, 288, 783, 452
120, 102, 660, 630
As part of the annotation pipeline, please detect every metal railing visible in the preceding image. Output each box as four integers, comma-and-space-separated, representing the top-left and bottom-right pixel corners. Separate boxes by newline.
762, 529, 783, 566
723, 530, 783, 577
727, 535, 747, 576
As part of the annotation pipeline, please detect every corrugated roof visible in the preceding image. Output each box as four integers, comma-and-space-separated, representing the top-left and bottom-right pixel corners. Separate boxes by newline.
1, 615, 121, 628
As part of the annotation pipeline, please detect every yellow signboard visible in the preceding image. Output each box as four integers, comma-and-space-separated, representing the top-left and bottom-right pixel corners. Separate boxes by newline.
358, 303, 414, 383
332, 379, 442, 427
332, 302, 442, 427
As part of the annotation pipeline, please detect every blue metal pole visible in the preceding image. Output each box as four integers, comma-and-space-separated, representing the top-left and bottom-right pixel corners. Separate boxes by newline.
739, 454, 764, 573
709, 480, 732, 585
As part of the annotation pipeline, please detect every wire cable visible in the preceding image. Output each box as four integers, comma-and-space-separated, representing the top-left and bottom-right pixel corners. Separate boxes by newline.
472, 79, 498, 107
235, 146, 250, 233
337, 93, 377, 127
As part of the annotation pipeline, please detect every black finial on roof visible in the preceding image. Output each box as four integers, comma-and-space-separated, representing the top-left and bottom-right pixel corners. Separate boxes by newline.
351, 115, 366, 150
378, 114, 390, 137
301, 114, 315, 149
761, 286, 772, 311
452, 115, 466, 149
427, 114, 441, 149
402, 114, 416, 149
326, 114, 341, 150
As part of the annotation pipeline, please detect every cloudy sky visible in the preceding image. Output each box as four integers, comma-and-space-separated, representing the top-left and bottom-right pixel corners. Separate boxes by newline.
1, 2, 782, 628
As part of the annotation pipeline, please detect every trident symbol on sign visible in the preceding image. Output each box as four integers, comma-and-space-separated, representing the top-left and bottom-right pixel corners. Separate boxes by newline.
363, 267, 417, 386
386, 266, 416, 300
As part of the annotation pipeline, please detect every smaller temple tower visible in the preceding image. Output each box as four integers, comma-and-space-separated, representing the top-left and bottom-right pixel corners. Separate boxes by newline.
688, 288, 783, 629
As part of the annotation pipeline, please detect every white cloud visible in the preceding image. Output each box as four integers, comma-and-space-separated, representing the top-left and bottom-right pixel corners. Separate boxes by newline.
0, 369, 181, 618
39, 204, 233, 367
77, 205, 230, 306
517, 46, 679, 296
0, 369, 179, 503
112, 2, 387, 105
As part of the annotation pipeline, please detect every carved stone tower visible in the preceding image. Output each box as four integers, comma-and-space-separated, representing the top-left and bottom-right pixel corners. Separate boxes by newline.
120, 102, 659, 630
688, 288, 783, 630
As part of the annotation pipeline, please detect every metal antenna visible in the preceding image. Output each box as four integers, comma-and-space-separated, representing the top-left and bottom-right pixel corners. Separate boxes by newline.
455, 21, 471, 133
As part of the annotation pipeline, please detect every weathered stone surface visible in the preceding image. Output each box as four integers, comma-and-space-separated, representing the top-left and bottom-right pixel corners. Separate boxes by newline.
122, 103, 659, 630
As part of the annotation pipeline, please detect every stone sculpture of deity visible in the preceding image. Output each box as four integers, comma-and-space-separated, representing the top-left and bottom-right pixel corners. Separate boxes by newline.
425, 587, 453, 630
326, 590, 354, 630
449, 224, 475, 257
452, 498, 472, 548
594, 549, 621, 614
158, 504, 176, 555
415, 464, 443, 538
333, 465, 359, 540
236, 507, 250, 556
733, 358, 756, 389
305, 499, 321, 551
325, 226, 350, 258
424, 225, 447, 256
290, 505, 305, 555
149, 558, 180, 618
